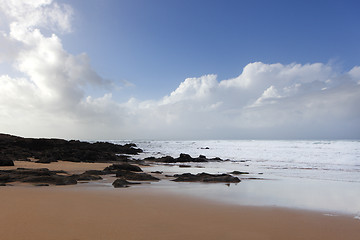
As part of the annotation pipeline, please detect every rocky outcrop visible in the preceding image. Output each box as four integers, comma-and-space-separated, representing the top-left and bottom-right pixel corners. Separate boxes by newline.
144, 153, 223, 163
103, 163, 143, 173
0, 133, 142, 163
115, 170, 159, 181
0, 168, 77, 185
112, 178, 140, 188
172, 172, 241, 183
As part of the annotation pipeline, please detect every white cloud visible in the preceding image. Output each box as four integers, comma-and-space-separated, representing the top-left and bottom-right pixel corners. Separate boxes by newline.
0, 1, 359, 140
122, 62, 360, 139
0, 0, 73, 34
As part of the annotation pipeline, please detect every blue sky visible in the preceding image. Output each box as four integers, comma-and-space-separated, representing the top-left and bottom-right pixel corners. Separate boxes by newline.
0, 0, 359, 140
62, 0, 360, 100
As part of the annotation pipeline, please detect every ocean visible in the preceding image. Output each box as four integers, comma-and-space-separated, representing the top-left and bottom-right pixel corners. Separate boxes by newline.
112, 140, 360, 218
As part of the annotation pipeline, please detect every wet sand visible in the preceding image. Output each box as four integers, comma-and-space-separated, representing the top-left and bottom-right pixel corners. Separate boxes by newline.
0, 186, 359, 240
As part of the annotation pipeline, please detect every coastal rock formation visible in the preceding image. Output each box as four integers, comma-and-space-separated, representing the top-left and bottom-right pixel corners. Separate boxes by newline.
172, 173, 241, 183
0, 168, 77, 185
115, 170, 159, 181
144, 153, 223, 163
0, 133, 142, 163
104, 163, 143, 173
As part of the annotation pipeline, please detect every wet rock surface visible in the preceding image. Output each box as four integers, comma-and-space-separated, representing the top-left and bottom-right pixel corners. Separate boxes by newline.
172, 173, 241, 183
103, 163, 143, 173
0, 168, 77, 185
115, 170, 159, 181
112, 178, 141, 188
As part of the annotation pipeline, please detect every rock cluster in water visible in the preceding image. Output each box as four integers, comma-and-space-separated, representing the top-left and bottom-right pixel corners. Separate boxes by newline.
172, 173, 241, 183
143, 153, 222, 163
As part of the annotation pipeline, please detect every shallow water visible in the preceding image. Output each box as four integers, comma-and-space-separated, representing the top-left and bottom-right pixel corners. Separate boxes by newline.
111, 140, 360, 218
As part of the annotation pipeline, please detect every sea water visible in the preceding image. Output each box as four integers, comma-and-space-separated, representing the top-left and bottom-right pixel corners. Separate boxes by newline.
113, 140, 360, 217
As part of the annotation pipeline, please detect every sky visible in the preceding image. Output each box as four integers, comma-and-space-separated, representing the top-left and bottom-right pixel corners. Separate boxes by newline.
0, 0, 359, 140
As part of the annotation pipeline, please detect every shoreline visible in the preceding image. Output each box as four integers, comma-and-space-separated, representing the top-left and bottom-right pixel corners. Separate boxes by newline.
3, 160, 360, 217
1, 185, 359, 240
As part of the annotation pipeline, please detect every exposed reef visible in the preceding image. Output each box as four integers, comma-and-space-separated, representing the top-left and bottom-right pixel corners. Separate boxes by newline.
0, 133, 142, 163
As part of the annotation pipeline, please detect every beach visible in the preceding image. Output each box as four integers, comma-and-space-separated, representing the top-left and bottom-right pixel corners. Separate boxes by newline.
1, 137, 359, 240
1, 185, 360, 240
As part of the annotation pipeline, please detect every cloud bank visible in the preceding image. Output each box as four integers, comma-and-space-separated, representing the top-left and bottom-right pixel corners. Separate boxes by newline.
0, 1, 359, 140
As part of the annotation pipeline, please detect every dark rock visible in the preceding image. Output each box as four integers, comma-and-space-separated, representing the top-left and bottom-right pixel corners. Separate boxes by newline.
230, 171, 249, 175
0, 183, 6, 186
112, 178, 140, 188
179, 164, 191, 168
0, 168, 76, 185
0, 133, 143, 164
83, 170, 107, 175
115, 170, 159, 181
178, 153, 192, 161
34, 184, 49, 186
144, 153, 218, 163
0, 173, 10, 182
21, 175, 77, 185
151, 171, 163, 174
71, 173, 103, 181
0, 159, 14, 166
104, 163, 143, 173
172, 172, 240, 183
116, 155, 131, 162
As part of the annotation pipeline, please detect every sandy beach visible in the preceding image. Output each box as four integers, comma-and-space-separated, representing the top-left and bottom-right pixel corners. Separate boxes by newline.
1, 160, 359, 240
0, 184, 359, 240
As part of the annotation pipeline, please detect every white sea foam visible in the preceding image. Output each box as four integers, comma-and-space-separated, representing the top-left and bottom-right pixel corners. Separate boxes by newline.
129, 140, 360, 182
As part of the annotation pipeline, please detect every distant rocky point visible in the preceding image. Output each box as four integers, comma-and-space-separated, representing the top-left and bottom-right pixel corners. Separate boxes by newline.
0, 133, 142, 165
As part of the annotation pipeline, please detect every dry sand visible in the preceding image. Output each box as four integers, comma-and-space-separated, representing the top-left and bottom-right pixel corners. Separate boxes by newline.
5, 160, 111, 174
0, 186, 359, 240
